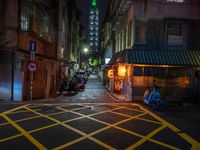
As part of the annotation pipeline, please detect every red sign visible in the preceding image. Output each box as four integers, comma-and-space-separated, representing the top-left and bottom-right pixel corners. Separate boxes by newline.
27, 61, 37, 72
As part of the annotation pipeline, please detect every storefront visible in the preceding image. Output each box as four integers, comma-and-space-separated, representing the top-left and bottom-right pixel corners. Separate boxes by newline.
107, 49, 200, 102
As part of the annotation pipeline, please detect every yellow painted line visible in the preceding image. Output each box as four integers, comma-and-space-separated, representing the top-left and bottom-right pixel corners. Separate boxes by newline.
123, 106, 146, 113
0, 122, 9, 127
56, 105, 125, 119
1, 114, 47, 150
52, 136, 86, 150
29, 123, 59, 134
89, 112, 147, 137
0, 133, 23, 143
53, 106, 147, 150
25, 106, 87, 136
126, 125, 167, 150
110, 111, 134, 118
2, 104, 30, 115
56, 107, 110, 126
112, 122, 179, 150
53, 126, 117, 150
88, 136, 117, 150
139, 105, 200, 149
136, 117, 163, 125
0, 115, 85, 144
0, 110, 68, 127
7, 109, 41, 114
58, 106, 91, 111
113, 125, 144, 138
149, 139, 181, 150
0, 123, 58, 143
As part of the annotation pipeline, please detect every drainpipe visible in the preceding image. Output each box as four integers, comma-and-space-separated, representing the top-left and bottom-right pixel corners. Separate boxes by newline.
11, 52, 15, 101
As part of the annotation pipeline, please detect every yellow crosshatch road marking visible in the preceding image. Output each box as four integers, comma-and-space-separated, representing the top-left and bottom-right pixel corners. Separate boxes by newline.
1, 114, 47, 150
126, 125, 168, 150
0, 103, 199, 150
1, 104, 30, 115
52, 104, 147, 150
138, 105, 200, 149
135, 117, 163, 125
53, 111, 147, 150
25, 106, 87, 136
7, 108, 41, 114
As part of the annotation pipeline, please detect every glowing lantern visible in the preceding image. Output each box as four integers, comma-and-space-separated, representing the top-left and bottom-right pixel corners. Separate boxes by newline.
108, 69, 114, 78
118, 65, 126, 76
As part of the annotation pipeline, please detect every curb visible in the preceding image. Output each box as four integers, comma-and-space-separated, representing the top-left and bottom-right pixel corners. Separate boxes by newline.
0, 94, 63, 104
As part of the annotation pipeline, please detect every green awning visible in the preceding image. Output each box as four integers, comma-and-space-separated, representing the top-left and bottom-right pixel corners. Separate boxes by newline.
108, 49, 200, 67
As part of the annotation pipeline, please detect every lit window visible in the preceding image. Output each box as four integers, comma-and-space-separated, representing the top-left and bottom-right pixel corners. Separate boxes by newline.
167, 0, 184, 2
21, 17, 29, 31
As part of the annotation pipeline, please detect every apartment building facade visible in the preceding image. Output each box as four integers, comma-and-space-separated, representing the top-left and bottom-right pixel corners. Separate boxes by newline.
101, 0, 200, 101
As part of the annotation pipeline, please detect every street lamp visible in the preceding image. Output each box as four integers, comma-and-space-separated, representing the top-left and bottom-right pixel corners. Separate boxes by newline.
83, 47, 89, 53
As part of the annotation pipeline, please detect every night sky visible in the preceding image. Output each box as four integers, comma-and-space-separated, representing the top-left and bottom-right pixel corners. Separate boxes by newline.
75, 0, 109, 38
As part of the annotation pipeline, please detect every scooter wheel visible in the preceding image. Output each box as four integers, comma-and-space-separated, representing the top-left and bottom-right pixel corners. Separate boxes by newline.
150, 100, 161, 110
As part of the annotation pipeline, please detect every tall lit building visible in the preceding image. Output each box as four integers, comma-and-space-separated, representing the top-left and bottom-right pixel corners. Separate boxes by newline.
88, 0, 99, 52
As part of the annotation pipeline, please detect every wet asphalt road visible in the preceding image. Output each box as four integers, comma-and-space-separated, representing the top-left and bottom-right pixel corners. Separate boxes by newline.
59, 75, 116, 103
0, 75, 200, 149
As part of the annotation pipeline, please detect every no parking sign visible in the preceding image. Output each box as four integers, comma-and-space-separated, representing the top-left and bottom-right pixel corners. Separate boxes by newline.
27, 61, 37, 72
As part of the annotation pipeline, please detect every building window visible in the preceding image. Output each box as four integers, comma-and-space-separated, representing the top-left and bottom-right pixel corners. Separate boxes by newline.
135, 21, 145, 45
20, 0, 55, 43
167, 22, 183, 46
21, 17, 29, 31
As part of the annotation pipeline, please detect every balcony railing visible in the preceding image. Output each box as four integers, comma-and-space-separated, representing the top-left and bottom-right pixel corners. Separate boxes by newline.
112, 0, 132, 31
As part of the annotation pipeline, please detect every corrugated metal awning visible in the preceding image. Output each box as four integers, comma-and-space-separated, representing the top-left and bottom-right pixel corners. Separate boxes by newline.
108, 49, 200, 67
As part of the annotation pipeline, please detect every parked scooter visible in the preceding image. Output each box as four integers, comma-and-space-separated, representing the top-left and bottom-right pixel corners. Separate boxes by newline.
143, 86, 164, 110
67, 78, 79, 93
67, 75, 85, 93
74, 75, 85, 91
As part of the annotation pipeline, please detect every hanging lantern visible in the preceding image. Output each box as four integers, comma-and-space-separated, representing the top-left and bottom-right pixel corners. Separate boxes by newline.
108, 69, 114, 78
118, 65, 126, 77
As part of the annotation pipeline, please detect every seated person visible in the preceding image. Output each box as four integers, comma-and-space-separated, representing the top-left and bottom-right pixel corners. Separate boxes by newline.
148, 86, 160, 102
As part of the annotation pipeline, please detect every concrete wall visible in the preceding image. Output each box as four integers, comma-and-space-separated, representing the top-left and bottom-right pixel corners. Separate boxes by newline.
133, 0, 200, 50
3, 0, 18, 48
142, 19, 200, 50
135, 0, 200, 20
